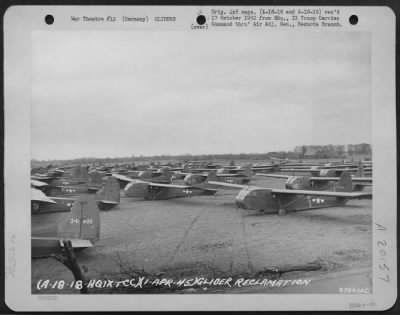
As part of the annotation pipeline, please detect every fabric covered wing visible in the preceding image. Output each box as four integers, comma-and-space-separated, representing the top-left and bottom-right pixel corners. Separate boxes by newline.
148, 182, 192, 189
207, 181, 249, 189
31, 188, 56, 203
112, 173, 134, 182
31, 179, 49, 187
256, 173, 290, 179
271, 188, 372, 199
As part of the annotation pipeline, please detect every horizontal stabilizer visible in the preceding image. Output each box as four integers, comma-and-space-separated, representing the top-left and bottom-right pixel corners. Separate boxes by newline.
271, 188, 372, 199
352, 177, 373, 183
62, 239, 94, 248
31, 188, 56, 204
309, 177, 342, 181
208, 181, 247, 189
50, 197, 76, 202
149, 183, 192, 189
31, 179, 49, 187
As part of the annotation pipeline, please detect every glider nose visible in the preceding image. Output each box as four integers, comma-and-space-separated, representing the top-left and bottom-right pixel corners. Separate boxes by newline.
236, 187, 252, 210
235, 200, 249, 210
235, 193, 250, 210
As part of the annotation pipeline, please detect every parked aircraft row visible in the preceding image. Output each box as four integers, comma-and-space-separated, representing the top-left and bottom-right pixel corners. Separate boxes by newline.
31, 159, 373, 257
31, 160, 372, 207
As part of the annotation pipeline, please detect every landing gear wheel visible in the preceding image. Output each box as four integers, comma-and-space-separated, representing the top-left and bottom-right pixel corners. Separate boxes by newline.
278, 208, 286, 216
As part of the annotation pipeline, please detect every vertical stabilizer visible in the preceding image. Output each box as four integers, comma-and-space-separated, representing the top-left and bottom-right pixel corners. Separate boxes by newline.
206, 170, 218, 182
72, 165, 81, 178
96, 177, 120, 204
72, 165, 89, 181
80, 166, 89, 182
88, 170, 103, 187
240, 165, 253, 177
336, 171, 352, 192
57, 195, 100, 241
159, 167, 172, 182
356, 161, 365, 177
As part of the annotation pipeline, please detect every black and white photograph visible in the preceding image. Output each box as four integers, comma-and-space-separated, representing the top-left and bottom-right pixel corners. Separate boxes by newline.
3, 5, 397, 311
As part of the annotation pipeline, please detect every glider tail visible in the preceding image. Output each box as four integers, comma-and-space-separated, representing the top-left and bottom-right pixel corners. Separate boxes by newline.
88, 170, 103, 187
80, 166, 89, 182
72, 165, 80, 178
182, 164, 189, 173
72, 165, 89, 182
356, 161, 365, 177
241, 165, 253, 177
159, 167, 172, 182
57, 195, 100, 241
336, 171, 353, 192
96, 177, 120, 204
206, 170, 218, 182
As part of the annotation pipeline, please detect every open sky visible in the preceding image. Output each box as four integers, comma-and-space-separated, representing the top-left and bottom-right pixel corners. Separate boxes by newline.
32, 30, 371, 160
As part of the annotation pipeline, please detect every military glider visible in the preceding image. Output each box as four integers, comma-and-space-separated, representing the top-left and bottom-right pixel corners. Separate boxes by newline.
42, 169, 109, 197
123, 175, 217, 200
32, 195, 100, 257
174, 165, 253, 185
208, 171, 371, 215
278, 161, 372, 176
114, 167, 172, 188
256, 172, 372, 192
32, 165, 106, 188
31, 177, 120, 214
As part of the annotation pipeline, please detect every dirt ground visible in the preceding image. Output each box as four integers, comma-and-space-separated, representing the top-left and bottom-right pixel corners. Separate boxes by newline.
31, 174, 372, 294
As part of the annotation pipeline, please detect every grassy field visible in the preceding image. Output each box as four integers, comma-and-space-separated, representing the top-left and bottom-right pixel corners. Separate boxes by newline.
31, 172, 372, 294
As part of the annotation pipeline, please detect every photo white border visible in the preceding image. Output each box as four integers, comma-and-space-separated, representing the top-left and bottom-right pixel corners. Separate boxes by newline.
4, 5, 397, 311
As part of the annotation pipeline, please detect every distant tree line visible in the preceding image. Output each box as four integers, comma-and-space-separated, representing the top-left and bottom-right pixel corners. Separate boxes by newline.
31, 143, 372, 166
293, 143, 372, 159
